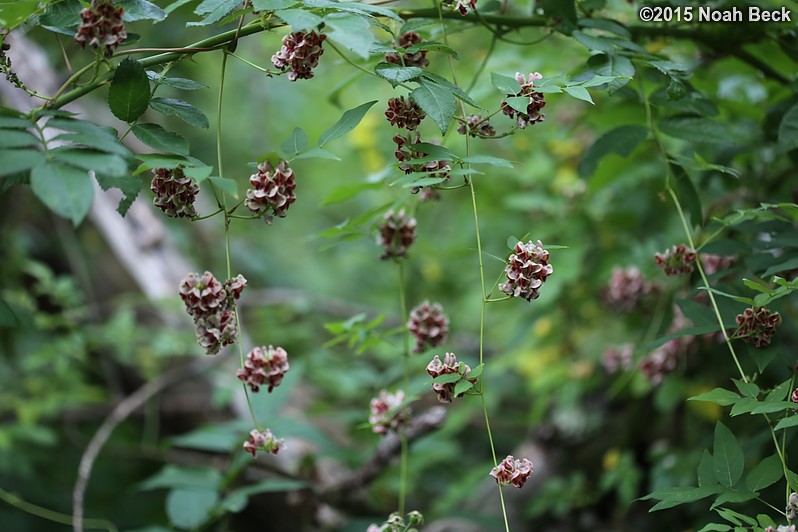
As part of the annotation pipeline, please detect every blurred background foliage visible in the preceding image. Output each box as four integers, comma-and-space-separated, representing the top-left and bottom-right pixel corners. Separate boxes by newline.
1, 0, 797, 530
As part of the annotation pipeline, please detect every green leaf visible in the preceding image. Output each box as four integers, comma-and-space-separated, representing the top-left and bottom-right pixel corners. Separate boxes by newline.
412, 79, 457, 134
294, 147, 341, 161
321, 182, 382, 205
710, 489, 758, 510
587, 54, 635, 94
0, 299, 19, 327
54, 133, 133, 157
421, 72, 481, 109
149, 98, 209, 129
745, 454, 783, 491
778, 102, 798, 152
538, 0, 577, 32
461, 155, 513, 167
775, 416, 798, 431
139, 465, 222, 491
572, 30, 617, 52
659, 117, 733, 144
698, 450, 717, 487
0, 129, 38, 149
324, 13, 373, 59
30, 162, 94, 225
716, 508, 757, 527
732, 379, 759, 398
44, 117, 118, 138
118, 0, 167, 21
713, 422, 744, 488
490, 72, 521, 95
133, 154, 198, 174
697, 524, 731, 532
0, 150, 45, 177
50, 148, 129, 178
109, 59, 151, 123
467, 364, 484, 379
578, 125, 647, 177
251, 0, 296, 10
189, 0, 242, 25
318, 101, 377, 148
147, 71, 208, 90
281, 127, 308, 156
788, 470, 798, 492
274, 9, 322, 31
374, 62, 424, 87
0, 0, 40, 29
729, 397, 759, 416
132, 123, 190, 155
502, 96, 531, 114
94, 174, 146, 216
411, 142, 459, 161
641, 486, 722, 511
564, 86, 594, 104
206, 176, 238, 198
0, 116, 33, 129
432, 373, 462, 385
454, 379, 474, 396
400, 176, 448, 188
674, 164, 703, 227
39, 0, 82, 34
697, 287, 754, 306
688, 388, 740, 407
166, 488, 218, 530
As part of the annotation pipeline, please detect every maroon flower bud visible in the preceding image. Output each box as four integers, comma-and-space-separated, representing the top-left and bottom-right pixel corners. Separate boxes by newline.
224, 274, 247, 301
237, 345, 290, 393
245, 160, 296, 224
603, 266, 656, 311
385, 32, 429, 69
426, 352, 477, 403
179, 271, 227, 317
385, 96, 425, 130
150, 167, 200, 219
271, 31, 326, 81
792, 389, 798, 404
75, 0, 127, 57
442, 0, 477, 15
369, 389, 410, 435
195, 309, 238, 355
243, 428, 284, 457
490, 455, 533, 489
501, 72, 546, 129
500, 240, 553, 301
733, 306, 782, 348
376, 209, 417, 260
458, 114, 496, 137
408, 301, 449, 353
654, 244, 697, 275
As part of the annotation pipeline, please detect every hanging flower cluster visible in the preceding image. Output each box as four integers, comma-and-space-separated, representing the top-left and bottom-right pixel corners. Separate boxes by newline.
245, 160, 296, 224
700, 253, 736, 275
385, 31, 429, 69
500, 240, 553, 301
501, 72, 546, 129
639, 306, 695, 384
407, 301, 449, 353
601, 344, 634, 374
490, 455, 534, 489
237, 345, 290, 393
426, 352, 478, 403
654, 244, 697, 275
603, 266, 656, 312
243, 428, 284, 457
369, 389, 410, 435
392, 134, 451, 201
385, 96, 426, 131
376, 208, 417, 260
271, 30, 326, 81
733, 306, 782, 347
150, 167, 200, 219
179, 272, 246, 355
458, 114, 496, 138
442, 0, 477, 16
75, 0, 127, 57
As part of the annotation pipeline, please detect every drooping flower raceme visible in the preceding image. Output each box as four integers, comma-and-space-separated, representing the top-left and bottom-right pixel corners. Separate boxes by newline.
243, 428, 284, 457
376, 209, 417, 260
245, 160, 296, 224
150, 167, 200, 219
426, 352, 477, 403
443, 0, 477, 16
75, 0, 127, 57
603, 266, 656, 312
271, 30, 326, 81
407, 301, 449, 353
733, 306, 782, 347
501, 72, 546, 129
654, 244, 697, 275
179, 272, 247, 355
490, 455, 534, 489
385, 96, 425, 131
237, 345, 290, 393
458, 114, 496, 137
500, 240, 553, 301
385, 31, 429, 68
369, 389, 409, 435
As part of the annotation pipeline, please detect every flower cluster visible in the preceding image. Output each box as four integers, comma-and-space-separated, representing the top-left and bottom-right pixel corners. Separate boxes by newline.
442, 0, 477, 16
376, 209, 417, 260
654, 244, 697, 275
700, 253, 736, 275
639, 307, 695, 384
243, 428, 284, 457
407, 301, 449, 353
766, 526, 797, 532
150, 167, 200, 218
733, 306, 782, 348
385, 31, 429, 68
601, 344, 634, 374
179, 272, 246, 355
393, 133, 452, 200
786, 492, 798, 521
385, 96, 425, 131
271, 30, 326, 81
490, 455, 534, 489
501, 72, 546, 129
367, 511, 424, 532
426, 352, 477, 403
75, 0, 127, 57
603, 266, 656, 312
245, 160, 296, 224
237, 345, 290, 393
500, 240, 553, 301
458, 114, 496, 137
369, 389, 409, 435
792, 388, 798, 404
